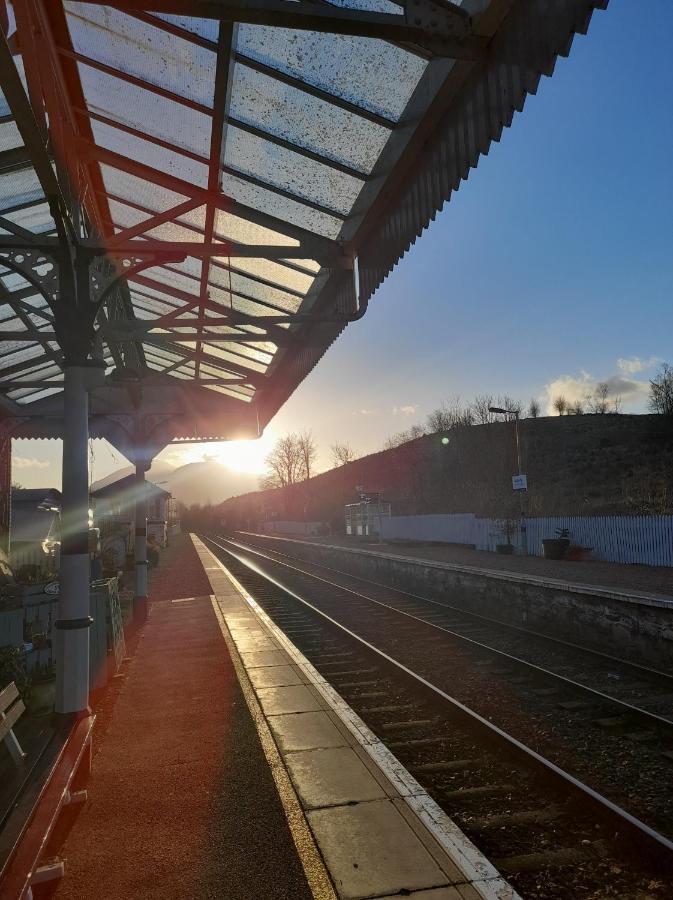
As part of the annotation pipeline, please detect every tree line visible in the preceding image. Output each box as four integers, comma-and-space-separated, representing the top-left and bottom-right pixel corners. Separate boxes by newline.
262, 364, 673, 487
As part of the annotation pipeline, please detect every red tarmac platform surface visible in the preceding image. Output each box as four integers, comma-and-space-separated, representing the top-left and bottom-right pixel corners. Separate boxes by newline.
48, 534, 312, 900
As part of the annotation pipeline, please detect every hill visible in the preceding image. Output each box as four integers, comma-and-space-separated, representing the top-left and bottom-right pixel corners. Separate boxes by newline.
216, 414, 673, 531
93, 459, 259, 506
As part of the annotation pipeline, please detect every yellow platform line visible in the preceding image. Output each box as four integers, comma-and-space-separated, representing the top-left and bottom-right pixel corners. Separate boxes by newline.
210, 595, 337, 900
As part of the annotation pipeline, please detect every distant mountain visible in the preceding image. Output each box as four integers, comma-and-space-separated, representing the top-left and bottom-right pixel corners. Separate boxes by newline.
92, 458, 259, 506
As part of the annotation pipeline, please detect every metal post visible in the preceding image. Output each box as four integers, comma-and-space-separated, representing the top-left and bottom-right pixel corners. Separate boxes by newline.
514, 413, 527, 557
56, 364, 94, 715
134, 463, 148, 624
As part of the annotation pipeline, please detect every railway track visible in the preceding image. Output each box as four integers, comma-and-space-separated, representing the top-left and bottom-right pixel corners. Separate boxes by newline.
206, 534, 673, 899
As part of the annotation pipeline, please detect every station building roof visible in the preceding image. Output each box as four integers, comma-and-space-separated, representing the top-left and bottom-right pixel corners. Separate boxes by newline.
0, 0, 607, 447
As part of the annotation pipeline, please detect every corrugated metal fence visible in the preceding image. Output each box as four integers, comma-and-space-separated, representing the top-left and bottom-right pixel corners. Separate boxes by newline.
381, 514, 673, 567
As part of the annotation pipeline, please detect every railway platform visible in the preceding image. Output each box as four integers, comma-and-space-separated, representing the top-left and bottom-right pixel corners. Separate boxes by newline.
2, 533, 513, 900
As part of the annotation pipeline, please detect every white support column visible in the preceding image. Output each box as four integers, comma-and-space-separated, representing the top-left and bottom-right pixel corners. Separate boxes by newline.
56, 365, 93, 715
134, 464, 148, 624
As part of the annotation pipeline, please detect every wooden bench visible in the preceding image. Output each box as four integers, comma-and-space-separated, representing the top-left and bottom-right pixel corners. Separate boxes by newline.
0, 713, 95, 899
1, 682, 26, 765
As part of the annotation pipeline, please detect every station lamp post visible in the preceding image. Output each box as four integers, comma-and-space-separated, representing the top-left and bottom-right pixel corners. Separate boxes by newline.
489, 406, 527, 555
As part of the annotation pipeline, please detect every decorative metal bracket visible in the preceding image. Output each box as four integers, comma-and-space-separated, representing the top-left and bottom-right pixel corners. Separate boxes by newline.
0, 248, 60, 305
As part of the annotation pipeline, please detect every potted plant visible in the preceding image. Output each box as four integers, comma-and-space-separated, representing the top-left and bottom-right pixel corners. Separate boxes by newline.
542, 527, 571, 560
496, 518, 517, 554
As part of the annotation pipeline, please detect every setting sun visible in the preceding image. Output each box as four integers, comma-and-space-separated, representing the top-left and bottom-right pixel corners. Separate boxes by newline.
173, 431, 277, 476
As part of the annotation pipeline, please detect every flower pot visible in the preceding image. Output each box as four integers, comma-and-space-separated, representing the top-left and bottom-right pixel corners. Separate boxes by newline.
542, 538, 570, 560
496, 543, 515, 555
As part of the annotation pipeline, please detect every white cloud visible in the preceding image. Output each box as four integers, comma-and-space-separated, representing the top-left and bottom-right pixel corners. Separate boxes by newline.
393, 405, 417, 416
616, 356, 661, 376
543, 362, 651, 414
352, 408, 374, 416
13, 456, 50, 470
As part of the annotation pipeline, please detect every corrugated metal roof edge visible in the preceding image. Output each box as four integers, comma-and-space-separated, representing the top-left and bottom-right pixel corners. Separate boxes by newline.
357, 0, 609, 304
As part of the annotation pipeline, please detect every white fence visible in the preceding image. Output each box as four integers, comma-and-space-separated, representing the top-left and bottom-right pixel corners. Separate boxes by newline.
381, 514, 673, 567
263, 520, 326, 536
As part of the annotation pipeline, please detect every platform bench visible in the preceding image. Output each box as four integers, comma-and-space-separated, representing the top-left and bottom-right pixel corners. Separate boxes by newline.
0, 713, 95, 899
1, 682, 26, 765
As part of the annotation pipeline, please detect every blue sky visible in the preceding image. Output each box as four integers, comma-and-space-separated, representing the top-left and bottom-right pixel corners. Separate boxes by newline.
13, 1, 673, 487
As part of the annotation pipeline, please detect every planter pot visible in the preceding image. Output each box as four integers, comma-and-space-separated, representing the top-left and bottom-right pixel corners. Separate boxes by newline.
496, 543, 515, 555
566, 546, 593, 562
542, 538, 570, 560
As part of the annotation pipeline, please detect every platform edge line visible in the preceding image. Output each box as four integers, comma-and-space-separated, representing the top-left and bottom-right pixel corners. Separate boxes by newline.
208, 594, 337, 900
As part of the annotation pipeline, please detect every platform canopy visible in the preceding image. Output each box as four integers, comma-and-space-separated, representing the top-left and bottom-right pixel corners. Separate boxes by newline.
0, 0, 607, 452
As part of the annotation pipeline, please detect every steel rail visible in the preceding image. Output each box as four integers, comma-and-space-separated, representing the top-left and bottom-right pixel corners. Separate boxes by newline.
205, 534, 673, 869
232, 533, 673, 685
217, 535, 673, 731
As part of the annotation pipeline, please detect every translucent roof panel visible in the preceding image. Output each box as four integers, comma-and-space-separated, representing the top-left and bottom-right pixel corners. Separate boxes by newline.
77, 62, 212, 160
237, 27, 426, 122
66, 3, 217, 107
224, 126, 363, 216
230, 63, 390, 172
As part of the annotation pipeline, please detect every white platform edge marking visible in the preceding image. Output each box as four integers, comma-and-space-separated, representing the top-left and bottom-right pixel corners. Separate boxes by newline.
201, 540, 519, 900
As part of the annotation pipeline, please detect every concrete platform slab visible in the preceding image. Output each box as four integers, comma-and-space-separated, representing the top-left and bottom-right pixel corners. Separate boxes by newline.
248, 665, 305, 689
308, 799, 448, 899
257, 684, 322, 715
286, 747, 387, 808
239, 649, 289, 668
268, 711, 348, 752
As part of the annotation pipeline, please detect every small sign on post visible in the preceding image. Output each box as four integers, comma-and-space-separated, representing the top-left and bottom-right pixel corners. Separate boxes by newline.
512, 474, 528, 492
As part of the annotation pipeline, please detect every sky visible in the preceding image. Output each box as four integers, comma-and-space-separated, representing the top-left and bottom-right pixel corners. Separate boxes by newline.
13, 1, 673, 488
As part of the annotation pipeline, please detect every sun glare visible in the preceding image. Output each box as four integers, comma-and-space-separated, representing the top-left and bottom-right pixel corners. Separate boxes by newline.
174, 432, 276, 475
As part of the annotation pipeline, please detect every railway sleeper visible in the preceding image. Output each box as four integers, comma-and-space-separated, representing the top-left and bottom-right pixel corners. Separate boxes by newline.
461, 805, 563, 832
494, 841, 607, 874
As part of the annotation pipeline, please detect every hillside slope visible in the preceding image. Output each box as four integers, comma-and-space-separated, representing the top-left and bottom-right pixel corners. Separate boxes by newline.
217, 415, 673, 530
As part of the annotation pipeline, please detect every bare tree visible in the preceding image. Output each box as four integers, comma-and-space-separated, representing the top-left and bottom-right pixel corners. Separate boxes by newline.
589, 382, 610, 414
528, 398, 540, 419
427, 397, 474, 432
496, 395, 523, 420
552, 395, 568, 416
296, 430, 317, 480
649, 363, 673, 416
569, 400, 584, 415
612, 394, 623, 414
471, 394, 495, 425
331, 441, 356, 468
383, 424, 426, 450
263, 433, 304, 488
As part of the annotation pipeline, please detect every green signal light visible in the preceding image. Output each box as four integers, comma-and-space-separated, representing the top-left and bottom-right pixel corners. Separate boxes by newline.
441, 436, 450, 445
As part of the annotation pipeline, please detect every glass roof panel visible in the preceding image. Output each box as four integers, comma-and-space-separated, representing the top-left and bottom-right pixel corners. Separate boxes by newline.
221, 171, 343, 239
13, 387, 63, 405
0, 167, 43, 212
78, 61, 212, 159
66, 3, 217, 107
204, 384, 252, 402
225, 126, 362, 216
230, 62, 390, 172
201, 343, 268, 373
90, 119, 209, 187
140, 265, 200, 296
154, 14, 220, 43
100, 165, 189, 213
0, 121, 22, 153
224, 257, 314, 295
209, 268, 303, 312
2, 201, 55, 234
214, 209, 298, 247
237, 26, 426, 122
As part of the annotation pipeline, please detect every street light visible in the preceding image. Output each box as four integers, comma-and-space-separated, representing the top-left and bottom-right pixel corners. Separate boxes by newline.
489, 406, 526, 555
